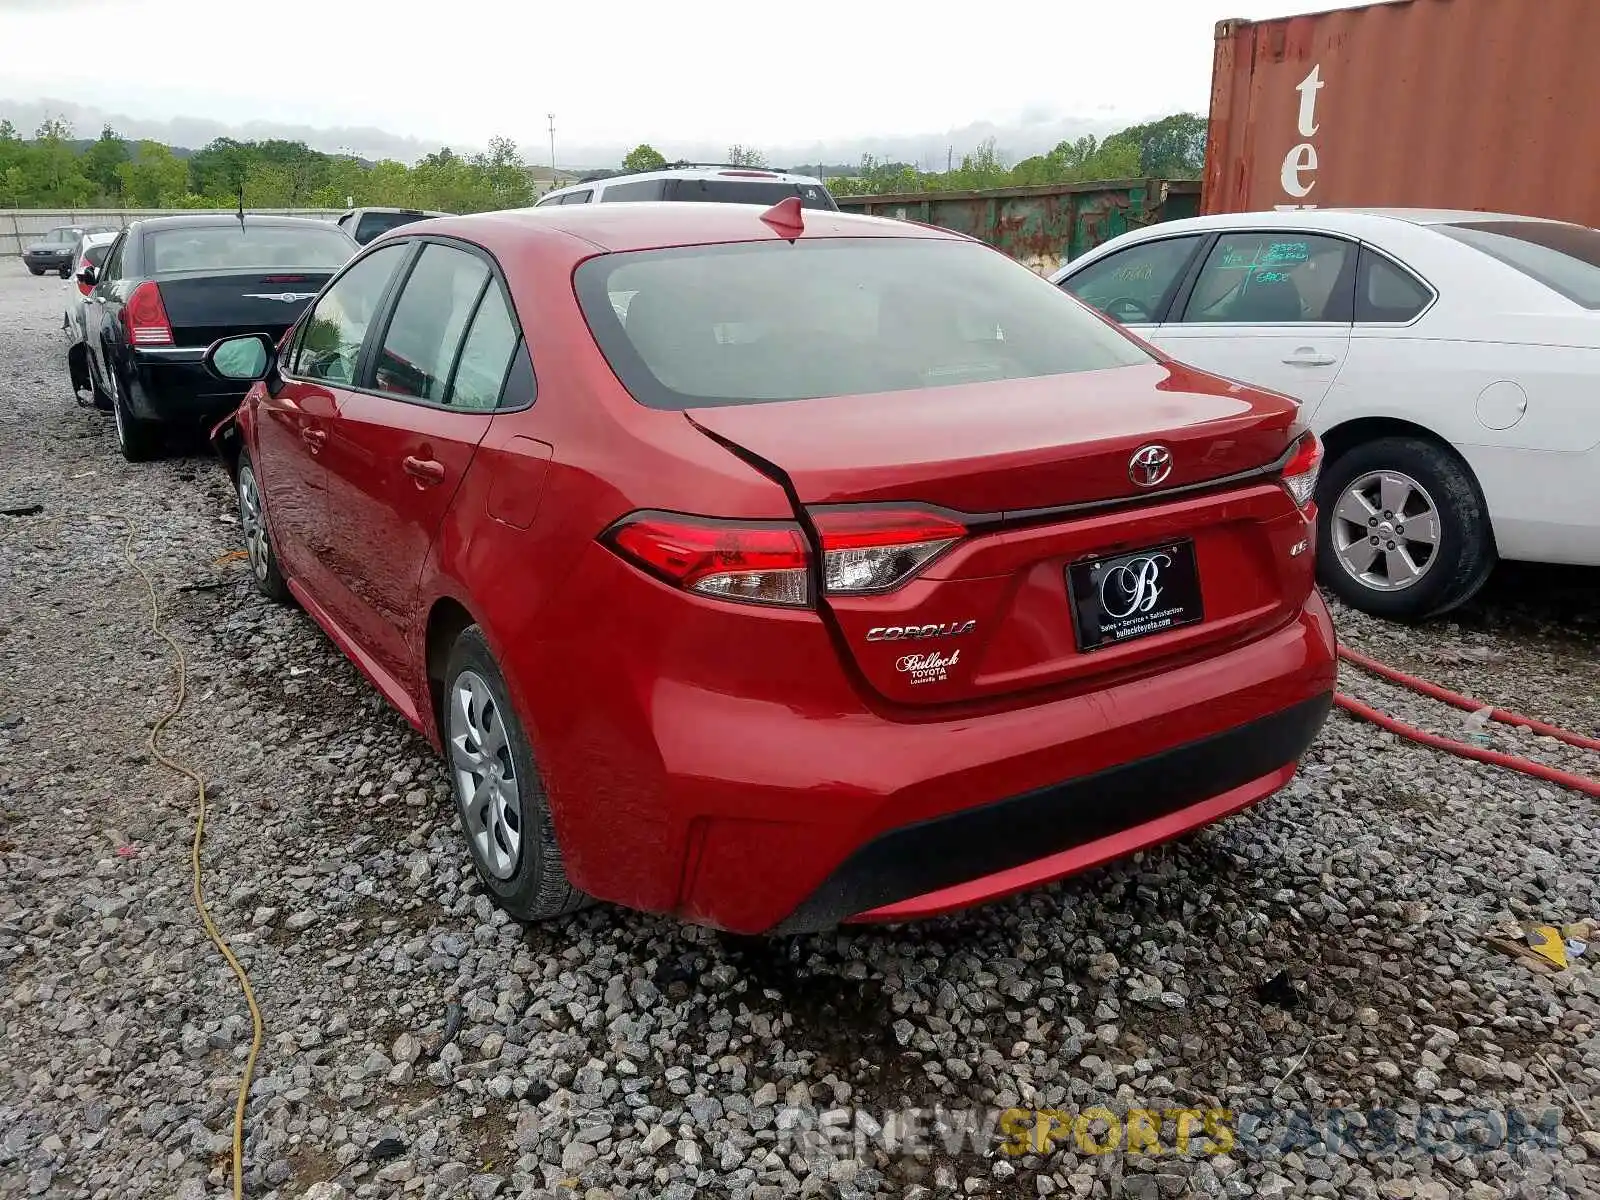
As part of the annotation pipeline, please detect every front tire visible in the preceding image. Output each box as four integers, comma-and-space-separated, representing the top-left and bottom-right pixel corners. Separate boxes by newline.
1316, 435, 1495, 621
235, 452, 292, 604
443, 626, 587, 922
59, 265, 71, 279
28, 265, 44, 276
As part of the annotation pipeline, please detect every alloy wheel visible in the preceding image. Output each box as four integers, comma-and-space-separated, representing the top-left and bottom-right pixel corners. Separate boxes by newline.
237, 465, 270, 584
1330, 470, 1441, 592
448, 670, 522, 880
110, 377, 128, 450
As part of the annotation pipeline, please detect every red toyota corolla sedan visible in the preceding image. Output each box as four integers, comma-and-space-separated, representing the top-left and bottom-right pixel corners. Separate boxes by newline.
204, 199, 1337, 934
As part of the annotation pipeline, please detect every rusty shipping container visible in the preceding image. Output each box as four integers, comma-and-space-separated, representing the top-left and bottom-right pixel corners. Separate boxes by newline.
1204, 0, 1600, 225
835, 179, 1201, 273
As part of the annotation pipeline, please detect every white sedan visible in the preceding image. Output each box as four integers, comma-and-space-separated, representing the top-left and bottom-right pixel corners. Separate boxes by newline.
63, 229, 120, 407
1051, 209, 1600, 621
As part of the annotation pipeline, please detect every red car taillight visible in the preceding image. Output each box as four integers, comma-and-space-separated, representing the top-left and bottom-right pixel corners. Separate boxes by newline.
123, 281, 173, 347
76, 256, 93, 296
1281, 431, 1322, 510
607, 514, 812, 607
812, 508, 965, 594
604, 506, 967, 608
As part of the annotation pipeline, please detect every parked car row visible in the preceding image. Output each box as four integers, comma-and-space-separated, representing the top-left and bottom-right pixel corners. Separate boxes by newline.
49, 190, 1595, 937
24, 223, 116, 277
64, 214, 361, 459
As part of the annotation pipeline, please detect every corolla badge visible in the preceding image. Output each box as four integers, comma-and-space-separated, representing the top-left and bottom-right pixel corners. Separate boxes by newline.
866, 620, 976, 642
243, 292, 319, 303
1128, 444, 1173, 488
1099, 553, 1172, 620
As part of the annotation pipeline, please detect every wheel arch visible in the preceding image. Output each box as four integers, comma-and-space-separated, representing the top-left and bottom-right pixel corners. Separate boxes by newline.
424, 595, 480, 743
1317, 415, 1499, 555
67, 340, 89, 391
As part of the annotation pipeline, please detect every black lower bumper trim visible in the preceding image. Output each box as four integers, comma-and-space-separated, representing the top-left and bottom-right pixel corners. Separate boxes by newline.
773, 691, 1333, 934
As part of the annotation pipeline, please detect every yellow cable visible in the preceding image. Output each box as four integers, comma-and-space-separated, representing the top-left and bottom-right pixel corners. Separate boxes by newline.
122, 523, 263, 1200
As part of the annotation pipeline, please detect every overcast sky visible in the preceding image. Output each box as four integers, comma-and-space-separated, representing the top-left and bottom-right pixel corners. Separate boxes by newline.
0, 0, 1371, 163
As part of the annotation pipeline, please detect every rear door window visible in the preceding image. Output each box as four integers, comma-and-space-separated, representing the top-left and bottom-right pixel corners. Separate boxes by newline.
560, 190, 592, 205
600, 180, 665, 202
663, 179, 835, 210
1437, 219, 1600, 309
1059, 235, 1205, 324
1179, 232, 1356, 324
448, 284, 523, 410
100, 233, 127, 282
370, 243, 492, 403
290, 243, 408, 384
1355, 248, 1433, 323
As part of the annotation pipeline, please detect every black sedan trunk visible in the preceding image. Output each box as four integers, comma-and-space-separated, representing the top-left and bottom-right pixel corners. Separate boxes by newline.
156, 270, 335, 348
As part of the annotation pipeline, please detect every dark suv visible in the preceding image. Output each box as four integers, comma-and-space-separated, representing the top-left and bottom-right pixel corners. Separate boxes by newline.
24, 225, 113, 277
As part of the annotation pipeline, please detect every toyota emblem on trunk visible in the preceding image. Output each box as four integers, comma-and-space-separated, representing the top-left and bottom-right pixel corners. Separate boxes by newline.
1128, 444, 1173, 487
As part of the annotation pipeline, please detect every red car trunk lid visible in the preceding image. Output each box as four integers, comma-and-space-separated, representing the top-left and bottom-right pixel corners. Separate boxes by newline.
688, 363, 1314, 707
686, 363, 1297, 514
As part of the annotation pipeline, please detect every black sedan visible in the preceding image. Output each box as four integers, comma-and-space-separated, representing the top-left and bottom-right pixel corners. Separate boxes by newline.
80, 214, 359, 461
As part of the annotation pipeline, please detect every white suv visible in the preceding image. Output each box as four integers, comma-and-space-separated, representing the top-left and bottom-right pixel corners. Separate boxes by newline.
536, 164, 838, 210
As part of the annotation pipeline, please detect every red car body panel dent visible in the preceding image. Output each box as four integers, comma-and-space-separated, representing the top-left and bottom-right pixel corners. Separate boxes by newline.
236, 204, 1337, 933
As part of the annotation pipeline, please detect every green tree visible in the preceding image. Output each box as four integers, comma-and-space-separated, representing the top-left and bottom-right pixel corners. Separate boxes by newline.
28, 116, 95, 204
726, 144, 768, 167
81, 125, 130, 199
188, 137, 253, 198
1107, 112, 1207, 178
116, 141, 189, 207
622, 144, 667, 173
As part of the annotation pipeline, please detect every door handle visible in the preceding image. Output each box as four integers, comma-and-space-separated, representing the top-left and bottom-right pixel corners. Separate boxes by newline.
1282, 349, 1336, 366
402, 455, 446, 485
300, 426, 327, 453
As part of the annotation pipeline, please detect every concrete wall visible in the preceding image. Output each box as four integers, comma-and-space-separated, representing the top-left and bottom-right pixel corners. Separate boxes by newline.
1, 208, 341, 257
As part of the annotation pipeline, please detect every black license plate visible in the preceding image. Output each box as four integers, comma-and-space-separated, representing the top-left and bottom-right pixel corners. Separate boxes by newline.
1067, 540, 1204, 651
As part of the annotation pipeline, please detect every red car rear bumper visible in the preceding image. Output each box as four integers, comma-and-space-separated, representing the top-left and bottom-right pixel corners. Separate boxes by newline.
528, 577, 1336, 934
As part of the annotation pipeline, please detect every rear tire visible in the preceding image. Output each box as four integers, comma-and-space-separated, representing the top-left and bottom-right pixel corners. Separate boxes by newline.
108, 365, 162, 462
1316, 435, 1495, 622
443, 626, 588, 922
235, 452, 292, 604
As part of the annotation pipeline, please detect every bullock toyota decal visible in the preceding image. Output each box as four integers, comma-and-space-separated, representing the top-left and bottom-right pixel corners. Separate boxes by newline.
1277, 64, 1324, 211
897, 650, 960, 686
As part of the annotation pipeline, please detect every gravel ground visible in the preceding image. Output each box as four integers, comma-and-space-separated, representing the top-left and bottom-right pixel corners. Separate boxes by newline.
1, 259, 1597, 1200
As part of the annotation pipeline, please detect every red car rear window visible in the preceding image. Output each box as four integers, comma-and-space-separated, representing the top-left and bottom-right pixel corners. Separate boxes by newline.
574, 238, 1149, 411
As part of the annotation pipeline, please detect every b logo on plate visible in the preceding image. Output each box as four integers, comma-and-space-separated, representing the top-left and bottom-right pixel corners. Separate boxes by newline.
1099, 554, 1171, 619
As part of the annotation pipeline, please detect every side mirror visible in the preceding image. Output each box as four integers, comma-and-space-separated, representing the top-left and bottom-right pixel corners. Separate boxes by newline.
77, 266, 97, 287
204, 333, 274, 383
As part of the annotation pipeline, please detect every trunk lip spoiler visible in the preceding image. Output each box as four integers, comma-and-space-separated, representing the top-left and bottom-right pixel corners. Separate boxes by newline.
983, 435, 1304, 531
690, 425, 1306, 535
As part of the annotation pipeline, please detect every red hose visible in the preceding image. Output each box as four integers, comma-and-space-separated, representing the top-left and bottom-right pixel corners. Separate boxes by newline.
1338, 645, 1600, 752
1332, 693, 1600, 799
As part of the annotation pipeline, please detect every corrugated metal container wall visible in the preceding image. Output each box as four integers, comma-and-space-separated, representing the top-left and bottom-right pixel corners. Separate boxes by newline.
1203, 0, 1600, 225
836, 180, 1201, 274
